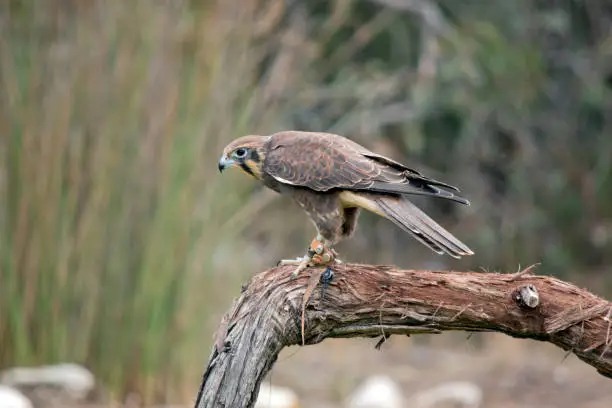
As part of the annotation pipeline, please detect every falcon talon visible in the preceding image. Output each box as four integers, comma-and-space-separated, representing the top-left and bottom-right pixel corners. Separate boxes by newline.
311, 251, 335, 266
291, 265, 306, 279
290, 252, 313, 278
278, 257, 303, 266
316, 253, 328, 264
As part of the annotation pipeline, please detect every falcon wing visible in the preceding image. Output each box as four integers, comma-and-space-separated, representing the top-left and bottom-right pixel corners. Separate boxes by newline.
264, 132, 469, 205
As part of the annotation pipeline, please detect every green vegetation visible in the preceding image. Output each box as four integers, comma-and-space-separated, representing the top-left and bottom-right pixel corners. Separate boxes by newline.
1, 0, 611, 403
0, 1, 274, 402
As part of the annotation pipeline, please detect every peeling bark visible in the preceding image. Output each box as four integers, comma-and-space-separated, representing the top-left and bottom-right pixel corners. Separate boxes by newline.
194, 264, 612, 408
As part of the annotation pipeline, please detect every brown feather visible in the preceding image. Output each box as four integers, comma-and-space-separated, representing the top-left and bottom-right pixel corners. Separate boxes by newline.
221, 135, 269, 155
373, 195, 473, 258
220, 135, 269, 180
263, 131, 469, 205
242, 158, 264, 179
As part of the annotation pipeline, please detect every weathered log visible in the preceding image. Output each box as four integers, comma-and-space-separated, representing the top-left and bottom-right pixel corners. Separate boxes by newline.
194, 264, 612, 408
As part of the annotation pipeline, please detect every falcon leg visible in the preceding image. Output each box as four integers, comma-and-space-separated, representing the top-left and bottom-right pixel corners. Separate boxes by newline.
278, 234, 338, 278
308, 234, 343, 273
291, 248, 316, 278
313, 237, 343, 265
277, 247, 317, 279
277, 252, 313, 268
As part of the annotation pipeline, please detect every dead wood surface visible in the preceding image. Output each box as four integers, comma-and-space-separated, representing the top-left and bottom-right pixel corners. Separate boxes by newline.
194, 264, 612, 408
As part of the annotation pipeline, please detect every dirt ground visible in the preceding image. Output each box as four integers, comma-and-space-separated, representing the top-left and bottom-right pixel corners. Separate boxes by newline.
19, 332, 611, 408
263, 332, 612, 408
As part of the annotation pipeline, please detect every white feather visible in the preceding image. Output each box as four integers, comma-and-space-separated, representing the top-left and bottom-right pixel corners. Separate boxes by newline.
272, 175, 297, 185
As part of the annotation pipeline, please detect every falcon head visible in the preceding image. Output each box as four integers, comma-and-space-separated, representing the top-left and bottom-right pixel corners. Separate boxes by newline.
218, 135, 268, 179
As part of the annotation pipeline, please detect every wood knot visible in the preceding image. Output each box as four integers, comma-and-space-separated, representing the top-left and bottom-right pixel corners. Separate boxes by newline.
514, 284, 539, 309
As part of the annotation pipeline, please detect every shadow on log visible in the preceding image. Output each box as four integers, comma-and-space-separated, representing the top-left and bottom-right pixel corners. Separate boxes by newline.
194, 264, 612, 407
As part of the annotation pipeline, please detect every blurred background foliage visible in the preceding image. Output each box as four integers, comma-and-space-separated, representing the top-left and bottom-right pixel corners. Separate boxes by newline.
1, 0, 612, 404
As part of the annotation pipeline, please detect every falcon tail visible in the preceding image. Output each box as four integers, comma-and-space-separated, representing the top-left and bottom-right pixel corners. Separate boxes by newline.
374, 196, 474, 258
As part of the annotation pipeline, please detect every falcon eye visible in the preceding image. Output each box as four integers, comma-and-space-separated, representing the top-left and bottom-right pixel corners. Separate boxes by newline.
234, 148, 248, 158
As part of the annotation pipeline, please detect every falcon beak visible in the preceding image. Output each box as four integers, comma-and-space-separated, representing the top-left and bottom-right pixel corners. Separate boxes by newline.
218, 156, 234, 173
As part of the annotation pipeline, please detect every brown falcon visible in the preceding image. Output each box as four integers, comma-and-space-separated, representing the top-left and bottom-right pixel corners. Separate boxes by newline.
218, 131, 473, 277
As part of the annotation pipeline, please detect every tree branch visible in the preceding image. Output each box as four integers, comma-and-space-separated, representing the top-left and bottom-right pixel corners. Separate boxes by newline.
194, 264, 612, 408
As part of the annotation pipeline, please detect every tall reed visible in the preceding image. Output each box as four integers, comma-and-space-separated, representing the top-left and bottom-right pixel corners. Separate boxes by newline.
0, 1, 280, 402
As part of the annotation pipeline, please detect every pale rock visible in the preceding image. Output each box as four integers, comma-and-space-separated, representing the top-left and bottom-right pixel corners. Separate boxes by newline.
346, 375, 403, 408
1, 363, 95, 400
412, 381, 483, 408
0, 385, 33, 408
254, 383, 300, 408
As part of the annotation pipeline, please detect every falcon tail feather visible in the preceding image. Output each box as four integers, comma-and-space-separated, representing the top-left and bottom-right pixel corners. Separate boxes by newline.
374, 196, 474, 258
368, 182, 470, 205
